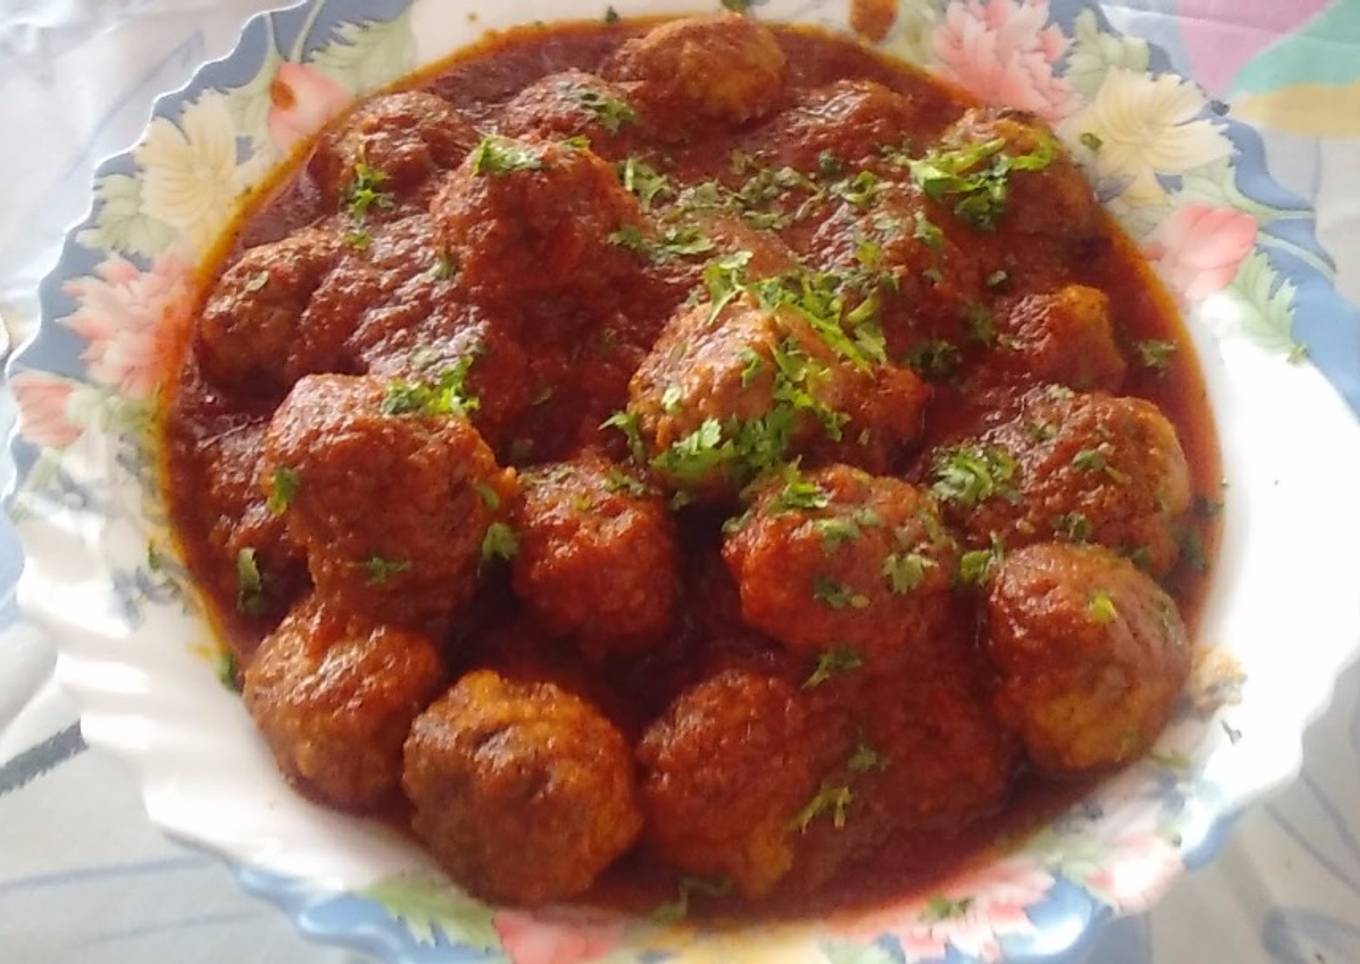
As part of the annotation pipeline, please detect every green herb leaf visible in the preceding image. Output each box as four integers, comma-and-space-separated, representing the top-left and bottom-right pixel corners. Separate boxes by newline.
882, 552, 935, 595
267, 467, 299, 515
363, 553, 412, 586
235, 547, 264, 615
380, 356, 480, 418
908, 135, 1054, 231
481, 522, 519, 563
569, 84, 638, 134
1135, 339, 1177, 372
653, 875, 733, 923
931, 445, 1018, 506
1080, 131, 1104, 152
1088, 589, 1118, 624
962, 302, 996, 347
803, 646, 863, 689
604, 468, 649, 497
344, 229, 372, 250
769, 467, 832, 513
1054, 511, 1092, 543
912, 211, 944, 250
470, 135, 544, 176
604, 5, 620, 23
617, 157, 673, 210
815, 516, 862, 553
790, 783, 854, 833
474, 482, 501, 509
847, 739, 887, 774
904, 339, 961, 382
813, 576, 870, 610
602, 409, 647, 463
343, 162, 395, 221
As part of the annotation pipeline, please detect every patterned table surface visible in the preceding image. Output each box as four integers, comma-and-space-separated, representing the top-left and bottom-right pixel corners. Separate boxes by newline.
2, 2, 1358, 962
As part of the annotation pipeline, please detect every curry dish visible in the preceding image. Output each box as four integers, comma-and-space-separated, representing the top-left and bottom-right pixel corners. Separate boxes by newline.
161, 13, 1222, 913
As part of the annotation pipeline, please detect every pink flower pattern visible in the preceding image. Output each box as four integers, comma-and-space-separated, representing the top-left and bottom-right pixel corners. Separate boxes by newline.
934, 0, 1075, 122
834, 857, 1055, 962
493, 907, 624, 964
60, 249, 193, 401
12, 373, 82, 449
1144, 203, 1259, 303
267, 62, 352, 153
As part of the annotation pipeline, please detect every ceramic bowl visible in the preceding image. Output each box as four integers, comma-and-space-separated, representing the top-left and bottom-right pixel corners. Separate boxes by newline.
9, 1, 1360, 961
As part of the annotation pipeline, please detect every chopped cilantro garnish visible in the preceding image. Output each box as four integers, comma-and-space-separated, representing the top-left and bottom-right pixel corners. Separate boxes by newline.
912, 211, 944, 250
475, 482, 501, 509
481, 522, 519, 563
380, 356, 479, 418
470, 135, 544, 176
601, 409, 647, 463
604, 468, 649, 497
790, 783, 853, 833
617, 157, 673, 210
931, 445, 1018, 506
569, 84, 638, 134
830, 170, 885, 209
604, 5, 620, 23
429, 251, 457, 281
1071, 447, 1131, 484
882, 552, 935, 595
958, 534, 1005, 586
344, 229, 372, 250
653, 875, 733, 924
739, 348, 764, 388
815, 516, 862, 553
611, 224, 716, 262
217, 647, 241, 692
1088, 590, 1118, 624
1054, 511, 1092, 543
905, 339, 961, 382
1177, 525, 1210, 573
769, 468, 831, 513
235, 547, 264, 615
848, 739, 887, 774
266, 467, 299, 515
343, 162, 394, 221
363, 554, 412, 586
908, 135, 1055, 231
818, 151, 845, 177
660, 384, 683, 414
1080, 131, 1104, 152
803, 646, 864, 689
813, 575, 870, 610
962, 303, 996, 347
1135, 339, 1177, 372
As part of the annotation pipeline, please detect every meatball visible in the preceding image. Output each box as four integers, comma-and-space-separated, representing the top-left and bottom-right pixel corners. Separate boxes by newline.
310, 91, 478, 207
928, 388, 1192, 574
977, 285, 1128, 392
628, 294, 928, 496
261, 374, 518, 632
243, 595, 444, 809
361, 307, 532, 450
402, 669, 642, 904
934, 108, 1102, 245
197, 227, 345, 390
637, 670, 849, 899
498, 69, 643, 158
986, 543, 1191, 772
606, 14, 786, 133
432, 135, 645, 301
512, 454, 679, 656
745, 79, 922, 171
723, 464, 959, 666
809, 184, 986, 351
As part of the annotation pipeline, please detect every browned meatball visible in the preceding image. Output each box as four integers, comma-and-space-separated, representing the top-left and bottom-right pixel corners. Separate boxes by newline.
197, 227, 345, 390
243, 595, 444, 809
810, 184, 986, 353
431, 135, 645, 301
977, 285, 1128, 392
512, 454, 679, 656
310, 91, 478, 207
402, 669, 642, 904
261, 374, 518, 632
497, 69, 644, 158
745, 79, 923, 171
934, 108, 1101, 243
723, 464, 959, 666
628, 294, 928, 496
929, 388, 1192, 574
986, 543, 1191, 772
637, 669, 849, 899
606, 15, 786, 134
360, 306, 532, 451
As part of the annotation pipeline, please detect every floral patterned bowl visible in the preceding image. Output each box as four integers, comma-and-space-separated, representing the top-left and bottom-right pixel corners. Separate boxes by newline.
9, 1, 1360, 961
